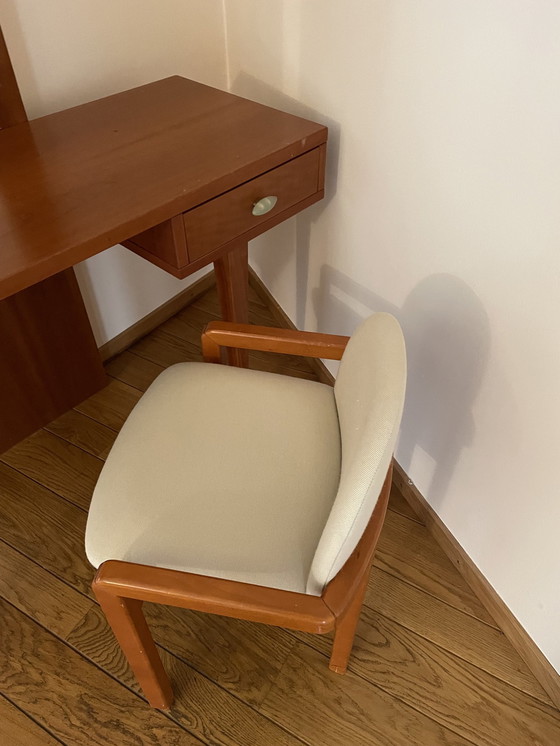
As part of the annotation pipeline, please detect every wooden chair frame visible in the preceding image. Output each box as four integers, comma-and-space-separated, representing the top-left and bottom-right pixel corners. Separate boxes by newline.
92, 322, 392, 709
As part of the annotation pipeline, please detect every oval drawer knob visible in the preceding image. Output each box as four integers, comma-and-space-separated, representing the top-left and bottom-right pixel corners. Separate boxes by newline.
252, 195, 278, 216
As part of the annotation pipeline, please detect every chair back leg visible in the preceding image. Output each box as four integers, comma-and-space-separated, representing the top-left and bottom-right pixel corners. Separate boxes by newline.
93, 584, 174, 709
328, 570, 369, 674
323, 464, 392, 674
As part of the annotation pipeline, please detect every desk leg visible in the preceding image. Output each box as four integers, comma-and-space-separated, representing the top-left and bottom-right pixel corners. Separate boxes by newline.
0, 269, 107, 454
214, 242, 249, 367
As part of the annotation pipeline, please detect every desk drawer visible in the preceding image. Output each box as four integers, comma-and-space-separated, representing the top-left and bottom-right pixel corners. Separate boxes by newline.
124, 145, 324, 276
183, 147, 322, 262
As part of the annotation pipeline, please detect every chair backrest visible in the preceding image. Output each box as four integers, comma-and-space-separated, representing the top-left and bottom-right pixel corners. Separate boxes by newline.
306, 313, 407, 595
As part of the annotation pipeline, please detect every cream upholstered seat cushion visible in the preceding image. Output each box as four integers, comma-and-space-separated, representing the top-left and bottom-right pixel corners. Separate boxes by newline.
85, 362, 341, 595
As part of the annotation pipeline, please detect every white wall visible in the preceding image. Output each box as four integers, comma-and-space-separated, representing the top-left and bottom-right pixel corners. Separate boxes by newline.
4, 0, 559, 674
224, 0, 560, 671
1, 0, 227, 344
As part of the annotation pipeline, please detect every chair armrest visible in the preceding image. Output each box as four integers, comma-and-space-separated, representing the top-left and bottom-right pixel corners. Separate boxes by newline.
201, 322, 349, 364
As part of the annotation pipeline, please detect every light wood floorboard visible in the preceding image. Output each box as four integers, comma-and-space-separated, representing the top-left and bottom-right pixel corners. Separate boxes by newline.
0, 282, 557, 745
0, 694, 62, 746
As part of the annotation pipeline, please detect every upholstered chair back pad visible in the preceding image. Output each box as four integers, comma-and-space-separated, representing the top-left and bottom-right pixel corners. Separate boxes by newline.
306, 313, 407, 596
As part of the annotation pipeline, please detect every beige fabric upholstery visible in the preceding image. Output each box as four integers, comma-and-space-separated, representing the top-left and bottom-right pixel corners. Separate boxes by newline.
85, 363, 341, 594
86, 312, 406, 597
306, 313, 407, 594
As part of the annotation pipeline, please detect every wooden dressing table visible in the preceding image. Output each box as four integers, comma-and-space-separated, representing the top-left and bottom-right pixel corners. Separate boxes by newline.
0, 29, 327, 452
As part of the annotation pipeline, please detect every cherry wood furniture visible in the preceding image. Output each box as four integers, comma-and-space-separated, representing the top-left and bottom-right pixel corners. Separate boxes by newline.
88, 317, 407, 709
93, 469, 392, 710
0, 28, 106, 453
0, 29, 327, 450
0, 75, 327, 300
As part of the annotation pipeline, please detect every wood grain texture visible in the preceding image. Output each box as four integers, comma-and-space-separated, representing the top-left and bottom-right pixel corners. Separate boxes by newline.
164, 291, 320, 377
1, 429, 102, 510
126, 193, 324, 280
0, 599, 200, 745
0, 282, 557, 744
130, 327, 204, 368
0, 462, 92, 596
0, 75, 326, 299
187, 284, 320, 367
45, 409, 117, 460
105, 350, 166, 392
132, 316, 317, 379
393, 461, 560, 710
0, 36, 107, 455
295, 608, 560, 746
375, 508, 497, 625
74, 378, 143, 432
143, 604, 297, 707
0, 694, 60, 746
184, 148, 321, 262
201, 321, 348, 363
67, 604, 303, 746
94, 560, 334, 633
0, 540, 92, 638
260, 641, 473, 746
365, 566, 551, 703
0, 270, 107, 454
159, 312, 219, 352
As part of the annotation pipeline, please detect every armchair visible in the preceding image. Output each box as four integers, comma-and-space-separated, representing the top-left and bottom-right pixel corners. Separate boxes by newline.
86, 313, 406, 709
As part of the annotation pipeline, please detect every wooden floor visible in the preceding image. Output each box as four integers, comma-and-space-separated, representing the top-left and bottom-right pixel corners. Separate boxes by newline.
0, 283, 559, 746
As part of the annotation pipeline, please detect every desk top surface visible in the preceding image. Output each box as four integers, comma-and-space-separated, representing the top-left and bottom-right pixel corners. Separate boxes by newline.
0, 76, 327, 299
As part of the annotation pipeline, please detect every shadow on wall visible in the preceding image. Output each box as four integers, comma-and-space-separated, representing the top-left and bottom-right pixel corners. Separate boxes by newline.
230, 72, 341, 328
313, 266, 491, 510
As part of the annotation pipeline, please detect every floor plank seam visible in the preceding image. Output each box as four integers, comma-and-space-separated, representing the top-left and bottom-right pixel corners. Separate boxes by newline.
3, 282, 557, 744
0, 690, 67, 746
254, 642, 319, 746
360, 605, 555, 709
71, 405, 124, 434
2, 525, 316, 744
388, 506, 424, 525
55, 573, 312, 746
40, 427, 107, 465
105, 370, 155, 394
107, 347, 167, 373
0, 459, 90, 515
4, 524, 552, 718
386, 504, 424, 525
150, 629, 309, 746
283, 630, 486, 746
0, 597, 210, 746
373, 564, 501, 631
0, 537, 94, 603
157, 322, 319, 378
124, 343, 195, 371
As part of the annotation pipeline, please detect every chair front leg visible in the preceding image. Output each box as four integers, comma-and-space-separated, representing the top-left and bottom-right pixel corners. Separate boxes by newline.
328, 571, 369, 674
93, 584, 174, 709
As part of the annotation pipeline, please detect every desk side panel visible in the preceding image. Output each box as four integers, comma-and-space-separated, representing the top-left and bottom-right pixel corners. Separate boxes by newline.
0, 269, 107, 454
